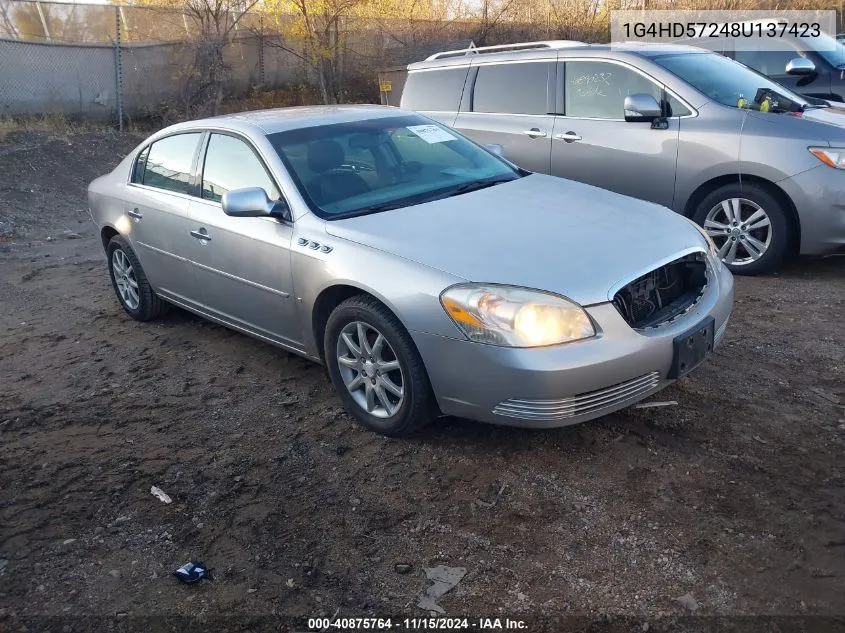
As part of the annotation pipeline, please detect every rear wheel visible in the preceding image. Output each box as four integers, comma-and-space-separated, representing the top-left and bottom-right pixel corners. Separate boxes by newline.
107, 235, 166, 321
692, 183, 792, 275
324, 295, 437, 437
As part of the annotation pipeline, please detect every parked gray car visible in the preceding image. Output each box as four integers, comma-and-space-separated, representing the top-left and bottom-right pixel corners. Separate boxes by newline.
89, 106, 733, 436
400, 41, 845, 274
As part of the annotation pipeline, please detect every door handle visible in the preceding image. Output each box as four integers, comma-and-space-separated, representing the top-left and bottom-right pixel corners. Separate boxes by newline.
190, 229, 212, 242
522, 128, 548, 139
554, 131, 582, 143
127, 208, 143, 221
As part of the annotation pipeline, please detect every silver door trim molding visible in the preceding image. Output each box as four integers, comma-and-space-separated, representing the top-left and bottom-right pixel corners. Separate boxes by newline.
137, 241, 189, 263
190, 259, 291, 298
140, 240, 290, 298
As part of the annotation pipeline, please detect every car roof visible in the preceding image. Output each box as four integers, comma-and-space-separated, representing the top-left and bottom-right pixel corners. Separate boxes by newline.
407, 42, 708, 71
160, 104, 412, 137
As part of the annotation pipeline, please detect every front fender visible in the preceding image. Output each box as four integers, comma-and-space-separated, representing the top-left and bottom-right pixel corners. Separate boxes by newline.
291, 226, 467, 358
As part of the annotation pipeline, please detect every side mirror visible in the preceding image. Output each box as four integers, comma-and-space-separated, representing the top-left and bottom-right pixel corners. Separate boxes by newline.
221, 187, 291, 222
785, 57, 816, 76
624, 93, 663, 122
484, 143, 505, 157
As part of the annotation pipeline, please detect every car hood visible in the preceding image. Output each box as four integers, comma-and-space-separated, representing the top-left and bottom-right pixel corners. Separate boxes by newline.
800, 105, 845, 129
324, 174, 707, 306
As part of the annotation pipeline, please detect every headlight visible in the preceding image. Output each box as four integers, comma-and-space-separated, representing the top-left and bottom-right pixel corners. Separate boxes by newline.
809, 147, 845, 169
440, 284, 595, 348
691, 221, 719, 259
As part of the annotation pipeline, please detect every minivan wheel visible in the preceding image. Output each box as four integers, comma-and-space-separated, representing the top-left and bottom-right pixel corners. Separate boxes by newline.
324, 295, 437, 437
107, 235, 166, 321
692, 183, 791, 275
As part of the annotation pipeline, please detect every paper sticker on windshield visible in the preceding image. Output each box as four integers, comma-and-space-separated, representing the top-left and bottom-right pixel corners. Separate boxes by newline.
407, 125, 456, 144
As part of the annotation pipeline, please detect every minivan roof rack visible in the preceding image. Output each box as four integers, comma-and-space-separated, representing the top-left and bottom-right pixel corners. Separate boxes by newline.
425, 40, 587, 61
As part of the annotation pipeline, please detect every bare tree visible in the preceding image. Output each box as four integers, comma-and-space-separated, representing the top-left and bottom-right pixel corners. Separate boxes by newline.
137, 0, 260, 116
262, 0, 370, 104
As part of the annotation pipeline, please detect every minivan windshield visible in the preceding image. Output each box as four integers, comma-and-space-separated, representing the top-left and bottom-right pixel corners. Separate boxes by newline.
653, 51, 811, 112
267, 115, 520, 219
808, 31, 845, 67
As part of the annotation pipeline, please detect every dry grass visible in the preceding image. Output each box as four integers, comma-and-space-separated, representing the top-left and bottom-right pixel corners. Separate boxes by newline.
0, 113, 101, 143
217, 84, 325, 115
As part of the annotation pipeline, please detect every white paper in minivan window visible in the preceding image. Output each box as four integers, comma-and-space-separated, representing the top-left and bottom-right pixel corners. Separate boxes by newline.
407, 125, 457, 144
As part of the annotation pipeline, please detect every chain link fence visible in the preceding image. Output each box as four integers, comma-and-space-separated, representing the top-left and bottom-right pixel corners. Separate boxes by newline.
0, 1, 315, 126
0, 0, 484, 127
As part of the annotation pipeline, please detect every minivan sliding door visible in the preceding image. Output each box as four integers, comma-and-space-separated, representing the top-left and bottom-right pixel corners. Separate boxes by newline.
452, 59, 555, 174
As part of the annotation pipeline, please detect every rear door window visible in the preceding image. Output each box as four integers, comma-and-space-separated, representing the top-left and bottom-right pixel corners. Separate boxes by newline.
131, 146, 149, 183
141, 133, 201, 195
472, 62, 552, 115
401, 67, 469, 111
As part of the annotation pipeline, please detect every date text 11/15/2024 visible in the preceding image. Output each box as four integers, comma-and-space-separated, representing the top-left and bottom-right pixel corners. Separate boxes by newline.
306, 617, 528, 630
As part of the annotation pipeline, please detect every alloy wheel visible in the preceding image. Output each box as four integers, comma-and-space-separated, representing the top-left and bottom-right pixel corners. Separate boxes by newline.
704, 198, 772, 266
336, 321, 405, 419
111, 248, 140, 310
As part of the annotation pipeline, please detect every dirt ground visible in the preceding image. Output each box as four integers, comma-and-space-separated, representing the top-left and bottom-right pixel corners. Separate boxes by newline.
1, 131, 844, 632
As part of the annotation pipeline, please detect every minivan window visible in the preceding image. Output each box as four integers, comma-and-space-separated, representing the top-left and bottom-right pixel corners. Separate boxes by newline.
734, 40, 803, 76
142, 133, 201, 195
653, 52, 808, 111
565, 61, 663, 119
805, 32, 845, 67
401, 67, 469, 111
201, 133, 280, 203
473, 62, 551, 115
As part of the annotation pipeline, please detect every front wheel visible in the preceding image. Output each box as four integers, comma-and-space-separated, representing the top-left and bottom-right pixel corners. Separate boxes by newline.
692, 183, 792, 275
324, 295, 438, 437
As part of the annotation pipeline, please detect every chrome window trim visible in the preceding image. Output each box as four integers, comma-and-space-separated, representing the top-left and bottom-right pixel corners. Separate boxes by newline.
197, 129, 283, 203
125, 130, 203, 191
558, 56, 698, 121
125, 126, 294, 213
458, 112, 556, 119
126, 182, 195, 202
471, 58, 557, 66
407, 65, 473, 73
468, 59, 556, 116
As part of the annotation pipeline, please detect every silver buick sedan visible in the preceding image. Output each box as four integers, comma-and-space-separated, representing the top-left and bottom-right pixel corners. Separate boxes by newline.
88, 106, 734, 437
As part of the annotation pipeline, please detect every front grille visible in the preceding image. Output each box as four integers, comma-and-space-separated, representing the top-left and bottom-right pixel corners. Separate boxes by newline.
613, 253, 708, 329
492, 372, 661, 421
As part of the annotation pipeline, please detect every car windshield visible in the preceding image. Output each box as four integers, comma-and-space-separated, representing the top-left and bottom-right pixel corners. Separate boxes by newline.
267, 115, 520, 219
653, 51, 810, 112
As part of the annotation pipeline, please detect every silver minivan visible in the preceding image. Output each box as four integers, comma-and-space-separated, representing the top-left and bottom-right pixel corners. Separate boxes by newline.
400, 41, 845, 274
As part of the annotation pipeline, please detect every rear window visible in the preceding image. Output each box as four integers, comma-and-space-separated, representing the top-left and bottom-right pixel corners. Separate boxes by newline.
141, 133, 201, 195
472, 62, 552, 115
401, 67, 469, 111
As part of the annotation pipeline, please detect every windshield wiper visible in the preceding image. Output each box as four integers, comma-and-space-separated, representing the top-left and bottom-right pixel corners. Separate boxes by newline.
436, 176, 516, 199
327, 176, 517, 220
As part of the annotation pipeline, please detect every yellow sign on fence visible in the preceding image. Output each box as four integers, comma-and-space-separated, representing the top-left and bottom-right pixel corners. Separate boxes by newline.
379, 80, 392, 93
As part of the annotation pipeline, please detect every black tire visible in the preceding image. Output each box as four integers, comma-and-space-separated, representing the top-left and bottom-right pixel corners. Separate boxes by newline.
692, 182, 793, 275
106, 235, 166, 321
324, 295, 438, 437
